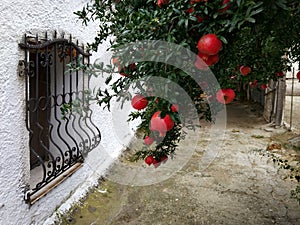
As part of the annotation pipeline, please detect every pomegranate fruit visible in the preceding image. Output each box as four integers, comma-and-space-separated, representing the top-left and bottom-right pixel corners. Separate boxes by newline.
297, 71, 300, 82
196, 16, 205, 23
150, 111, 174, 137
153, 158, 161, 168
194, 56, 208, 70
239, 66, 251, 76
131, 94, 148, 110
219, 0, 230, 14
144, 155, 154, 166
276, 71, 284, 77
197, 34, 222, 55
195, 53, 219, 69
144, 136, 154, 145
216, 88, 235, 104
112, 57, 127, 76
119, 63, 136, 76
170, 104, 179, 112
160, 155, 168, 163
198, 52, 219, 66
187, 7, 194, 14
157, 0, 169, 7
187, 7, 205, 23
112, 57, 119, 65
249, 80, 258, 88
260, 84, 268, 90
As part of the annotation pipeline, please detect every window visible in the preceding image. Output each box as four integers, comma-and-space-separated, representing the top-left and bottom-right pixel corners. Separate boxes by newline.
19, 32, 101, 205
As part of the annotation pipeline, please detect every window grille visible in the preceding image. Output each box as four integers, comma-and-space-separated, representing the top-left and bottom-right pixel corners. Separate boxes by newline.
18, 32, 101, 205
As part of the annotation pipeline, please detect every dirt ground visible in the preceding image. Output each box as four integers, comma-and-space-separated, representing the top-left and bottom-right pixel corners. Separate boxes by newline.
56, 101, 300, 225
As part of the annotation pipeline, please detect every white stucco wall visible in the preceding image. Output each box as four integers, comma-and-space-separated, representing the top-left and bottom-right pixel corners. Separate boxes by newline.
0, 0, 126, 224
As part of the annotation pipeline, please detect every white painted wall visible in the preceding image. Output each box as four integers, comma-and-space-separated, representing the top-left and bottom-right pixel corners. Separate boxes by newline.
0, 0, 127, 224
286, 62, 300, 96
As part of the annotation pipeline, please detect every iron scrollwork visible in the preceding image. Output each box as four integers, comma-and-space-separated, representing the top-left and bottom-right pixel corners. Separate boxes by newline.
19, 32, 101, 204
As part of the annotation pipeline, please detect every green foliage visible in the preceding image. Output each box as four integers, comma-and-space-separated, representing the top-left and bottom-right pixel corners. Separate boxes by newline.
254, 148, 300, 204
291, 185, 300, 205
75, 0, 300, 162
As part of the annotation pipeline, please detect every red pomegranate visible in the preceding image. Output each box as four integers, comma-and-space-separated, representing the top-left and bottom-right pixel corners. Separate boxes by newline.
187, 7, 205, 23
144, 155, 154, 166
297, 71, 300, 82
160, 155, 168, 163
157, 0, 169, 7
112, 57, 125, 75
194, 53, 219, 70
112, 57, 119, 65
219, 0, 230, 14
153, 158, 161, 168
131, 94, 148, 110
187, 7, 194, 14
239, 66, 251, 76
249, 80, 258, 88
170, 104, 179, 112
118, 66, 127, 76
119, 63, 136, 76
197, 34, 222, 55
276, 71, 284, 77
261, 84, 268, 90
216, 88, 235, 104
144, 136, 154, 145
196, 16, 205, 23
198, 52, 219, 66
150, 111, 174, 137
194, 56, 208, 70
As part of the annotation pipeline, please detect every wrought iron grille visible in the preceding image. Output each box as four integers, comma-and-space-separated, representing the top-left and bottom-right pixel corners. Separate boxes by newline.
18, 32, 101, 204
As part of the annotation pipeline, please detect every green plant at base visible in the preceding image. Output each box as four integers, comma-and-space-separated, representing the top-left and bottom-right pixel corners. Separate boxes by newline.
253, 148, 300, 204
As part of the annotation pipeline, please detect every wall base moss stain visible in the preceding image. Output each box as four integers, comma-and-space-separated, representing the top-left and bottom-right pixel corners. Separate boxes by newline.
57, 180, 127, 225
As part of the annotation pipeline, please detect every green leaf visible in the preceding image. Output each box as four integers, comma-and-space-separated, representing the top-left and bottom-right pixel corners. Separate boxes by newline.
249, 8, 264, 17
219, 36, 228, 45
105, 75, 112, 85
185, 19, 189, 29
245, 17, 256, 23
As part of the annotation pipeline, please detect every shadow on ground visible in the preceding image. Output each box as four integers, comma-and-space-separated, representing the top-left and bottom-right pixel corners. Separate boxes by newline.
56, 101, 300, 225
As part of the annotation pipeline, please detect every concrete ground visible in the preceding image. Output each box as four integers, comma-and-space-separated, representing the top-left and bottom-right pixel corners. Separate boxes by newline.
56, 101, 300, 225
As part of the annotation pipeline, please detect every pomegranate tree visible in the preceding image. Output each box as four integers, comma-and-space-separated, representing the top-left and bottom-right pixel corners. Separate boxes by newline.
76, 0, 300, 166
